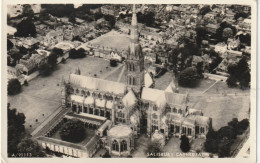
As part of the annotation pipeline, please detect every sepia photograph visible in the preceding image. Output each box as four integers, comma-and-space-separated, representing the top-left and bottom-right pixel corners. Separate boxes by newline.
2, 1, 257, 162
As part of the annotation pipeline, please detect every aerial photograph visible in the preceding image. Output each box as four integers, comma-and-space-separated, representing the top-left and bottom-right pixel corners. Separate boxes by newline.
6, 4, 252, 158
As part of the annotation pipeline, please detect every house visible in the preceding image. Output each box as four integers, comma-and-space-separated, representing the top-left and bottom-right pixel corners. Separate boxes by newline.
110, 51, 122, 62
227, 38, 240, 50
7, 66, 21, 80
215, 42, 227, 54
206, 24, 220, 34
44, 30, 64, 47
145, 52, 156, 63
16, 58, 37, 76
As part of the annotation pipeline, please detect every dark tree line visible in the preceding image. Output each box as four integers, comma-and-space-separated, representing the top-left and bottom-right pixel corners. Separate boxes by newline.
226, 57, 250, 89
204, 118, 249, 157
8, 104, 45, 157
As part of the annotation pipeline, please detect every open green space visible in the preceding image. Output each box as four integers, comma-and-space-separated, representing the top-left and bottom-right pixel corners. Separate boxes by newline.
8, 57, 116, 133
89, 30, 130, 51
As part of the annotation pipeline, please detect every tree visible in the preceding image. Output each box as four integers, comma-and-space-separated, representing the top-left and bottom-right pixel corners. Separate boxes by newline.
227, 57, 250, 89
51, 48, 63, 57
222, 28, 234, 41
218, 138, 232, 158
195, 27, 207, 46
204, 129, 220, 153
237, 119, 249, 133
178, 67, 200, 87
59, 119, 86, 143
17, 138, 46, 157
22, 4, 34, 18
199, 5, 211, 15
226, 76, 237, 88
234, 12, 248, 20
146, 141, 162, 158
38, 63, 52, 76
180, 135, 190, 152
8, 79, 22, 95
47, 52, 58, 68
7, 39, 14, 50
15, 18, 36, 37
94, 12, 103, 21
218, 126, 237, 140
69, 12, 76, 23
104, 15, 116, 29
69, 48, 86, 59
8, 107, 26, 156
110, 59, 118, 67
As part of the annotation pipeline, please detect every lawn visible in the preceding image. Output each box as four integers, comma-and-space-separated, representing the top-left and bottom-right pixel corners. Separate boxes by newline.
190, 95, 250, 130
51, 126, 96, 146
8, 57, 117, 133
205, 81, 250, 95
88, 30, 130, 51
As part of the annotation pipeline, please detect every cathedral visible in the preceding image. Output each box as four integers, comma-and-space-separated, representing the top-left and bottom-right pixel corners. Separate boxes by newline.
59, 4, 212, 157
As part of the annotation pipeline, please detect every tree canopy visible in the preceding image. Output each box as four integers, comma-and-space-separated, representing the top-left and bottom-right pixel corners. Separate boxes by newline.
180, 135, 190, 152
17, 138, 46, 157
226, 57, 250, 89
178, 67, 201, 87
8, 106, 25, 156
15, 18, 36, 37
146, 141, 162, 158
8, 79, 22, 95
59, 119, 86, 143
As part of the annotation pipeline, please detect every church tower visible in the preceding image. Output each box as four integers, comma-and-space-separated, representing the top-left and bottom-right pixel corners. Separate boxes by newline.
126, 4, 145, 97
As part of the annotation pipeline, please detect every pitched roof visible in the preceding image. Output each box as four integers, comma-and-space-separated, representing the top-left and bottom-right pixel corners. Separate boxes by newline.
164, 92, 187, 106
142, 87, 187, 107
69, 74, 127, 95
187, 115, 211, 126
122, 89, 137, 108
144, 71, 154, 88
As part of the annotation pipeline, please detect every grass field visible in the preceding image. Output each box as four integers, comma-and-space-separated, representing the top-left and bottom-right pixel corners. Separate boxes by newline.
205, 81, 250, 95
8, 57, 117, 133
89, 30, 130, 51
190, 95, 250, 130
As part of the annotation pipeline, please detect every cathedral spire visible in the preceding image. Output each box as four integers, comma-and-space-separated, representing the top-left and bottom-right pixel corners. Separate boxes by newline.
130, 4, 139, 44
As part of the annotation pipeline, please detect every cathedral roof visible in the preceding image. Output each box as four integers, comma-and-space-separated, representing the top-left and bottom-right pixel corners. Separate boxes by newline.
141, 87, 187, 107
144, 71, 154, 88
69, 74, 127, 96
122, 89, 137, 108
187, 115, 211, 126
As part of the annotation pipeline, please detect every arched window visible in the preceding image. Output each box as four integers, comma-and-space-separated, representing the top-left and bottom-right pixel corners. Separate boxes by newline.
173, 108, 177, 113
121, 140, 127, 151
179, 109, 182, 114
132, 63, 135, 71
153, 105, 157, 111
87, 91, 90, 96
76, 89, 79, 94
112, 140, 119, 151
132, 77, 135, 85
81, 90, 85, 95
